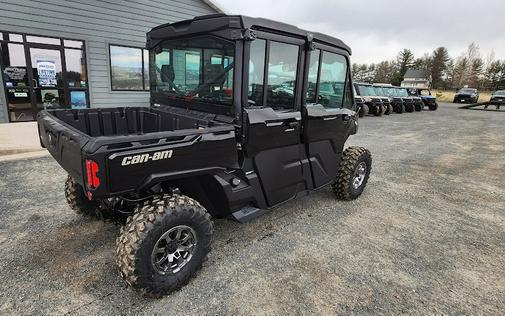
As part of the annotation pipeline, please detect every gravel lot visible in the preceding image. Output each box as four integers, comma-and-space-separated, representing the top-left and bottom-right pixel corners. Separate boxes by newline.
0, 103, 504, 315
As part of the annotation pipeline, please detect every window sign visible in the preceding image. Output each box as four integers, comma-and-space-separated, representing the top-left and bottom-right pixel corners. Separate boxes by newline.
3, 67, 27, 86
36, 59, 57, 87
70, 91, 87, 109
41, 90, 60, 109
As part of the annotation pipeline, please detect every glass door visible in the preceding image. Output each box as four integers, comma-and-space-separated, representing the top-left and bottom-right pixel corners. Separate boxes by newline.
1, 42, 32, 121
28, 46, 66, 112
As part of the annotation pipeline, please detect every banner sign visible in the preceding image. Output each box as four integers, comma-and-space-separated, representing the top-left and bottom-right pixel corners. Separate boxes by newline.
37, 59, 57, 87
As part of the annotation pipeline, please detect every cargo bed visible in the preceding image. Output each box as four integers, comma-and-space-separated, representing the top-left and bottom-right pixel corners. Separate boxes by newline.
37, 106, 237, 198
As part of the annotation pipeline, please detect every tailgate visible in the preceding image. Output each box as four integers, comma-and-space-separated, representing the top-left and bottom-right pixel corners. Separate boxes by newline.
37, 111, 90, 184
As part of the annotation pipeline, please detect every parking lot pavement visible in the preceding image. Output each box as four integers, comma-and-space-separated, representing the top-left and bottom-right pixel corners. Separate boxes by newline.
0, 103, 504, 315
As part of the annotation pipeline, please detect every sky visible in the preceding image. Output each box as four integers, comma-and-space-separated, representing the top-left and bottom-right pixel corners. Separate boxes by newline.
214, 0, 505, 64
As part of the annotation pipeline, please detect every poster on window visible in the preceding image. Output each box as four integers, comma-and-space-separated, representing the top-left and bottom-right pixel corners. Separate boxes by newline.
70, 91, 87, 109
36, 60, 57, 87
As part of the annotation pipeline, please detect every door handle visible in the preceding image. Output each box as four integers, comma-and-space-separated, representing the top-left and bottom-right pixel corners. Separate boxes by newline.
284, 121, 299, 132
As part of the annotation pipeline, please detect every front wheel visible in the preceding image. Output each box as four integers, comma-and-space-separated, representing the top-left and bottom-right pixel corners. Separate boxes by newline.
414, 103, 422, 111
359, 104, 369, 117
429, 102, 438, 111
405, 103, 415, 112
384, 104, 393, 115
116, 194, 213, 297
374, 105, 384, 116
332, 147, 372, 200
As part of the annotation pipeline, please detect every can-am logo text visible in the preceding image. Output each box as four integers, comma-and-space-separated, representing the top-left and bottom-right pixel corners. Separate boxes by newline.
121, 150, 173, 166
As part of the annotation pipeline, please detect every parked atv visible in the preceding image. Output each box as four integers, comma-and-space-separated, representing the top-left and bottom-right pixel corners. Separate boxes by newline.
373, 84, 405, 113
408, 88, 438, 111
392, 87, 415, 112
37, 14, 372, 297
354, 82, 386, 116
354, 86, 368, 117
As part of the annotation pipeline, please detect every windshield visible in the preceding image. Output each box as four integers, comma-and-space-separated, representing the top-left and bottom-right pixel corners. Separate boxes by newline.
458, 88, 476, 94
357, 84, 377, 96
493, 90, 505, 96
150, 36, 235, 106
395, 88, 409, 97
373, 86, 386, 97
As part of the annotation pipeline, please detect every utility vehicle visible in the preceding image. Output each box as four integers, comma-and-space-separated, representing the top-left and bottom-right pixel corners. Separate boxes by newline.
373, 83, 405, 114
37, 14, 372, 296
354, 86, 368, 117
391, 86, 415, 112
354, 82, 387, 116
373, 84, 405, 113
399, 87, 424, 111
407, 87, 438, 111
371, 86, 393, 115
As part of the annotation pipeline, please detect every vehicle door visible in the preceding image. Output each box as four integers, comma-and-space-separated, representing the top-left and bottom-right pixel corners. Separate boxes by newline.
242, 35, 310, 206
302, 47, 356, 188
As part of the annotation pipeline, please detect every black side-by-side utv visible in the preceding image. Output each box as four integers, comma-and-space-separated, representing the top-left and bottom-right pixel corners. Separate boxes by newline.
373, 84, 405, 113
354, 82, 387, 116
37, 14, 372, 296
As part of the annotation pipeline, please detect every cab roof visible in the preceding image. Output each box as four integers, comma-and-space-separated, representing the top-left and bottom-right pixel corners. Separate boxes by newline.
147, 14, 351, 54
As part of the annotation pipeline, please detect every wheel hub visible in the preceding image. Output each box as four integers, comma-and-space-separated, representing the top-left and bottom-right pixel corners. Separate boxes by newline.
151, 225, 197, 274
352, 162, 367, 189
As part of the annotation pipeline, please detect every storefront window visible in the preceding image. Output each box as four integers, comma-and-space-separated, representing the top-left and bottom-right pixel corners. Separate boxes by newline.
0, 32, 89, 121
8, 33, 23, 43
26, 35, 60, 45
65, 48, 87, 88
1, 42, 31, 121
110, 45, 149, 91
64, 40, 83, 49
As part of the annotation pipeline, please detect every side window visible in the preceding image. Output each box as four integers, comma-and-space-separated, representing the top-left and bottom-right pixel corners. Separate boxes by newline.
247, 39, 266, 106
343, 74, 353, 109
266, 41, 299, 110
306, 49, 321, 103
319, 52, 348, 109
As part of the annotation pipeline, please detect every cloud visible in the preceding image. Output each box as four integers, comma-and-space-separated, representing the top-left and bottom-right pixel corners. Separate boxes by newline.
215, 0, 505, 63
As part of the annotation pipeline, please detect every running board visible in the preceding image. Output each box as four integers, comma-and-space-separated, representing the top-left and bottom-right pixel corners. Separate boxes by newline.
231, 206, 270, 223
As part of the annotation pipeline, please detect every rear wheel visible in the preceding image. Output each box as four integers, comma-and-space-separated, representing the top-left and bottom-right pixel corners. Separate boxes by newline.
116, 194, 213, 297
64, 175, 100, 217
414, 103, 422, 111
332, 146, 372, 200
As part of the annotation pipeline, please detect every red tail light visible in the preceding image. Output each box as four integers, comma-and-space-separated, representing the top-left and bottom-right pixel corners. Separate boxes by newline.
85, 159, 100, 189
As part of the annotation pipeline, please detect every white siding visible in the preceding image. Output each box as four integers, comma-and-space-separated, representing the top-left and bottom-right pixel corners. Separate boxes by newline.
0, 0, 217, 123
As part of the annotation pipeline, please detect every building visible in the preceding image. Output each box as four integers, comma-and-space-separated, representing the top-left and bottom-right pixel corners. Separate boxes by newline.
401, 69, 431, 89
0, 0, 223, 123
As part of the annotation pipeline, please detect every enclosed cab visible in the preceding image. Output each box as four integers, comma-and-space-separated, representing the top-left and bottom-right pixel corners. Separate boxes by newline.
373, 84, 405, 113
408, 87, 438, 111
37, 14, 372, 296
354, 82, 386, 116
391, 86, 415, 112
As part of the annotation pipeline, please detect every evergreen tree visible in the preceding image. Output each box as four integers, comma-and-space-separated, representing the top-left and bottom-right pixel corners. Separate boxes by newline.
430, 47, 450, 89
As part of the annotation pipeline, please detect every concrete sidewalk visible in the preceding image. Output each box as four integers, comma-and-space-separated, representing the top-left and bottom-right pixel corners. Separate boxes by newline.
0, 122, 48, 161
